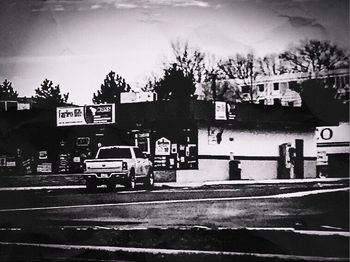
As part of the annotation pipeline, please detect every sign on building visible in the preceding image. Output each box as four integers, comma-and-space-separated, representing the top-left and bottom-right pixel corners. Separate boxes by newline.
208, 127, 222, 145
121, 92, 156, 104
316, 124, 350, 145
57, 104, 115, 127
155, 137, 171, 155
317, 151, 328, 166
215, 101, 227, 120
17, 103, 30, 110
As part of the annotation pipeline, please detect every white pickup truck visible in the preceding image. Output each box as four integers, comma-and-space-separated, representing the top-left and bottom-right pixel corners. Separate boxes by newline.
83, 146, 154, 191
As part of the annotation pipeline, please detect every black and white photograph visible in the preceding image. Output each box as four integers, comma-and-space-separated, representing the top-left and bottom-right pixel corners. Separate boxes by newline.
0, 0, 349, 261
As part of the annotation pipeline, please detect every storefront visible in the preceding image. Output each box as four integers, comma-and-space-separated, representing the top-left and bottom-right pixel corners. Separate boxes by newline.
133, 122, 198, 170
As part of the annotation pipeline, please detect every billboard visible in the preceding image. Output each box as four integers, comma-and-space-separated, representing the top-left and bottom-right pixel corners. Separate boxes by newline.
57, 104, 115, 127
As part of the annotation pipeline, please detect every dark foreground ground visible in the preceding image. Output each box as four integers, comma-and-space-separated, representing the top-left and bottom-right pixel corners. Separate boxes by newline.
0, 228, 348, 261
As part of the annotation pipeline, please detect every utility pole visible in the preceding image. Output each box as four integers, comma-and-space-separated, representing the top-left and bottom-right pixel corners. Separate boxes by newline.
211, 73, 217, 102
249, 60, 254, 103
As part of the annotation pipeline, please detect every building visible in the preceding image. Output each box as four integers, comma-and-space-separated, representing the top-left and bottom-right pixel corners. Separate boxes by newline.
1, 98, 344, 182
71, 101, 320, 182
0, 97, 33, 112
196, 68, 350, 106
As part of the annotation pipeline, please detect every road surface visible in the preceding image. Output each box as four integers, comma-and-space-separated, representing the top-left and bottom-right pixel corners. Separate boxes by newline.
0, 175, 348, 261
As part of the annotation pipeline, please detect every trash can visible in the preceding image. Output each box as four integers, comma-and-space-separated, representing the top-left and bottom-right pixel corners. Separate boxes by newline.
229, 160, 241, 180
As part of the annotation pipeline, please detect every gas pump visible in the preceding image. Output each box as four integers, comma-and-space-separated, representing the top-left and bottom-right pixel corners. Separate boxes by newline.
278, 143, 296, 179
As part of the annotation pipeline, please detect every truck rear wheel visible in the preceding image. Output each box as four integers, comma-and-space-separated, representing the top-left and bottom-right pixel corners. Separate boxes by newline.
107, 182, 116, 191
126, 170, 136, 190
86, 180, 96, 192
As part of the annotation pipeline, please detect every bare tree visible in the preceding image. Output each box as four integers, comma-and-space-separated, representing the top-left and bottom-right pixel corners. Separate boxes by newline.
217, 53, 258, 103
256, 54, 289, 76
169, 40, 206, 84
279, 39, 349, 73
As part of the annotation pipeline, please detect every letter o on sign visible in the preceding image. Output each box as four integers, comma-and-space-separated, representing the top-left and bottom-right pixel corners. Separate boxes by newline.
320, 128, 333, 140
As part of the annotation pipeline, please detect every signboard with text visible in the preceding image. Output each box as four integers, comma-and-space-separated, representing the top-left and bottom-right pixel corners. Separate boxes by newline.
215, 101, 227, 120
57, 104, 115, 127
316, 124, 350, 144
155, 137, 171, 156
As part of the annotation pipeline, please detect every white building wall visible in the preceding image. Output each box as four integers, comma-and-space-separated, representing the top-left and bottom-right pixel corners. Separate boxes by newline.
198, 127, 316, 157
176, 126, 317, 183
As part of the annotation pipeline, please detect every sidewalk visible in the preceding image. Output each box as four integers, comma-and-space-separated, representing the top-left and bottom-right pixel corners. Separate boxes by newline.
0, 173, 348, 191
157, 177, 350, 188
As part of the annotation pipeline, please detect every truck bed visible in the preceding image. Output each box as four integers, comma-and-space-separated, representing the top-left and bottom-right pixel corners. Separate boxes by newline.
84, 159, 124, 174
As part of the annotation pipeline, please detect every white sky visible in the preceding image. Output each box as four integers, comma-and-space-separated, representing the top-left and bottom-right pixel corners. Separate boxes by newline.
0, 0, 349, 104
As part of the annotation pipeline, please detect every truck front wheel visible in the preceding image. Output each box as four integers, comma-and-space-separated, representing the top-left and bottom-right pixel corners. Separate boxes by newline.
145, 170, 154, 189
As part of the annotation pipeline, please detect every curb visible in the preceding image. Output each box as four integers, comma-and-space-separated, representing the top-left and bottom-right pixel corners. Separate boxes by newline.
159, 177, 350, 188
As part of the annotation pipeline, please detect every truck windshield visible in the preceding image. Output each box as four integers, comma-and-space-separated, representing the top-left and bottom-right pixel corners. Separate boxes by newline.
97, 148, 131, 159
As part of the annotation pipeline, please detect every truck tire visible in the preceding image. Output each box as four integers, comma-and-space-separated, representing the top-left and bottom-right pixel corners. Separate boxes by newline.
107, 182, 116, 191
126, 170, 136, 190
144, 170, 154, 189
86, 180, 96, 192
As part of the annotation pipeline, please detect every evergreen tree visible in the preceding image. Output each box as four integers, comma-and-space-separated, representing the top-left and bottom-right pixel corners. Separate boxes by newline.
93, 71, 131, 104
154, 63, 196, 101
0, 79, 18, 100
33, 79, 69, 109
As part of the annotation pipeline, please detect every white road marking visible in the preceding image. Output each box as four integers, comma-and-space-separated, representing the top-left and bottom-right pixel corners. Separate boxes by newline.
0, 186, 239, 193
0, 187, 348, 213
321, 225, 344, 230
0, 241, 347, 261
0, 185, 85, 191
243, 227, 350, 237
153, 189, 240, 193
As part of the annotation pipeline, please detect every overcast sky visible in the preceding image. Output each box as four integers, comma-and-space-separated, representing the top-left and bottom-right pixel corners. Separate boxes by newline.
0, 0, 349, 104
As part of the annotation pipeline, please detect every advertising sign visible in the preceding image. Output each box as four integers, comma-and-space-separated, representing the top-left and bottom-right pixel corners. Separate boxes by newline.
155, 137, 171, 155
317, 151, 328, 166
215, 101, 227, 120
39, 151, 48, 160
208, 127, 222, 145
37, 163, 52, 173
227, 103, 236, 120
316, 123, 350, 145
57, 104, 115, 127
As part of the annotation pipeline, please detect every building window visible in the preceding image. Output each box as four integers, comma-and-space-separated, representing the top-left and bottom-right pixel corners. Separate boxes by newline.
289, 81, 298, 91
273, 83, 279, 91
274, 98, 281, 105
241, 85, 250, 94
259, 100, 265, 105
258, 84, 264, 92
288, 102, 294, 107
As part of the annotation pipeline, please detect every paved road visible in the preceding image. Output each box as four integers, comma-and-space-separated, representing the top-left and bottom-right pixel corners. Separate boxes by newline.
0, 176, 348, 261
